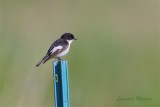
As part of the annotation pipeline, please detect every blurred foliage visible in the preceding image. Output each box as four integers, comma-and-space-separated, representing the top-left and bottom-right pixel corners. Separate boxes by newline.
0, 0, 160, 107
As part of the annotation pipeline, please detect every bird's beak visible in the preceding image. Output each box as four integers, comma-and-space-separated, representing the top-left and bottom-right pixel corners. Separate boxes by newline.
74, 38, 77, 40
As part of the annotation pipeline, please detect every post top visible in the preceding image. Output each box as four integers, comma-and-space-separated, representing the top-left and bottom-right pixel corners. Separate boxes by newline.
53, 60, 67, 63
53, 60, 68, 66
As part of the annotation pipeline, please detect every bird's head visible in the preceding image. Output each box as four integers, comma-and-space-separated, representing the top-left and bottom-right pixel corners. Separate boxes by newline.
61, 33, 77, 41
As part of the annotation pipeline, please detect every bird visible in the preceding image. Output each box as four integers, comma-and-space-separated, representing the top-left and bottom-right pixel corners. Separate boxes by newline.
35, 33, 77, 67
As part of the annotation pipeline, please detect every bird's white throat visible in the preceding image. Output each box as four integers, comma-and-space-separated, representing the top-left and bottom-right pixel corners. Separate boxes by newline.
67, 40, 73, 46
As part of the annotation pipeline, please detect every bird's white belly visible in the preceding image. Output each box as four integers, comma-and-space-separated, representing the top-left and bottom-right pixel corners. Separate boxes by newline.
56, 47, 70, 57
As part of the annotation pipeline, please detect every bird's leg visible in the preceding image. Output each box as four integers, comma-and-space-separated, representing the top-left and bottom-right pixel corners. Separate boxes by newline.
57, 57, 62, 61
55, 57, 61, 65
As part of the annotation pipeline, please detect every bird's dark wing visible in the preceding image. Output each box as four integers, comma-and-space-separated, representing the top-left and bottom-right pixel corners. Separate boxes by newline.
46, 38, 68, 56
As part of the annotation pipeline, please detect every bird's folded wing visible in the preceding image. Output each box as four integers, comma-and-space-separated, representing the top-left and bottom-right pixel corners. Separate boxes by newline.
50, 46, 63, 54
50, 45, 68, 57
43, 46, 68, 63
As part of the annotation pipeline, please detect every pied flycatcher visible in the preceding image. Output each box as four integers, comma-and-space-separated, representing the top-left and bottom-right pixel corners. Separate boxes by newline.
36, 33, 77, 67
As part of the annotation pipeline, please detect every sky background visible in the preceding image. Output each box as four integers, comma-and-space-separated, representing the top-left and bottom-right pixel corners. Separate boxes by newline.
0, 0, 160, 107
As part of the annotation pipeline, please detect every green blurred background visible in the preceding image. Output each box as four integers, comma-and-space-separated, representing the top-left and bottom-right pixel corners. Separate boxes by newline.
0, 0, 160, 107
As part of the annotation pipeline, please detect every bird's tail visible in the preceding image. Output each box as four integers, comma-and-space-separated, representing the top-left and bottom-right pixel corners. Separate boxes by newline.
35, 55, 49, 67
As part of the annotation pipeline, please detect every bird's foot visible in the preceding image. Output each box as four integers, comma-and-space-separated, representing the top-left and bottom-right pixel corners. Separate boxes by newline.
55, 57, 61, 65
57, 57, 62, 61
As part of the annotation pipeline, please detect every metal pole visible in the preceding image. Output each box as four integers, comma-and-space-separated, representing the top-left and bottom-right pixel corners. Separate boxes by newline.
53, 60, 70, 107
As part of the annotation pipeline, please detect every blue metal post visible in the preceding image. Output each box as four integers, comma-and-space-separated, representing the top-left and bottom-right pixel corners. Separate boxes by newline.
53, 60, 70, 107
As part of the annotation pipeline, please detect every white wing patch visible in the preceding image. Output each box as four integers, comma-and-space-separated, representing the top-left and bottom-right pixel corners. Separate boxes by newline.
51, 46, 63, 54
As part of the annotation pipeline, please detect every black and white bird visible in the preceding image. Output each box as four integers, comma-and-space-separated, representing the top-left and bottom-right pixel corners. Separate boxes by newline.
35, 33, 77, 67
